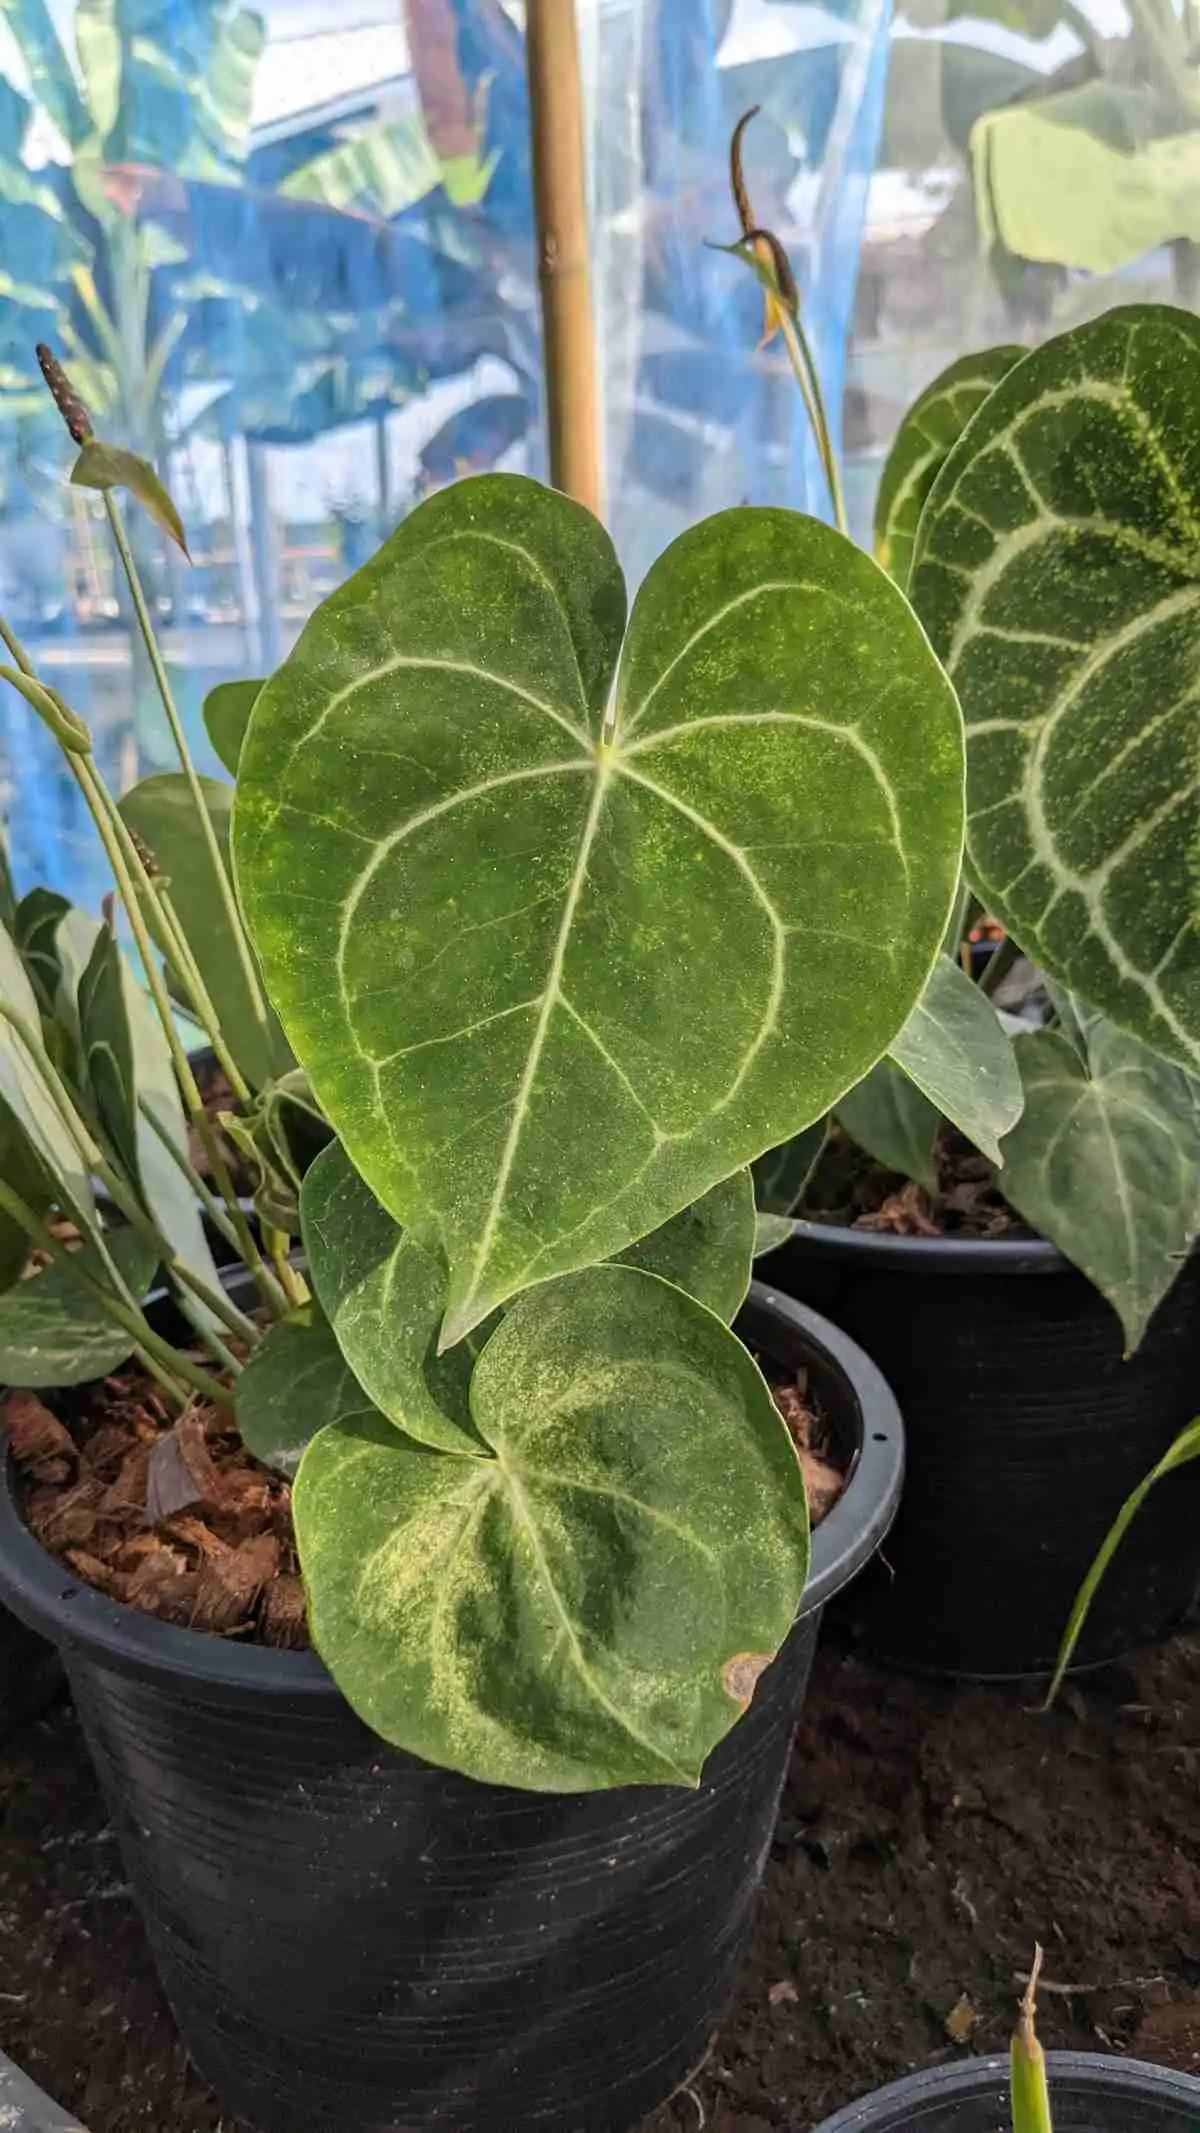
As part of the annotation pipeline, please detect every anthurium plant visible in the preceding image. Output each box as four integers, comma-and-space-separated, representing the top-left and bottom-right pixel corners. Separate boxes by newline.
739, 240, 1200, 1355
0, 352, 967, 1790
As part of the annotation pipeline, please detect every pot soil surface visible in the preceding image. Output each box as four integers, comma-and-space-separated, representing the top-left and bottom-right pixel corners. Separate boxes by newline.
0, 1634, 1194, 2131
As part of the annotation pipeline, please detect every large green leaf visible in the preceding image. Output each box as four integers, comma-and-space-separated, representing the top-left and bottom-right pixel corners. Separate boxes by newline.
293, 1263, 808, 1790
875, 346, 1025, 589
280, 111, 440, 217
0, 921, 95, 1227
235, 474, 965, 1346
998, 1018, 1200, 1350
889, 953, 1024, 1167
203, 677, 262, 777
972, 88, 1200, 278
118, 771, 290, 1092
0, 1225, 158, 1385
910, 306, 1200, 1077
235, 1304, 376, 1477
0, 0, 88, 148
616, 1168, 754, 1321
837, 1061, 941, 1194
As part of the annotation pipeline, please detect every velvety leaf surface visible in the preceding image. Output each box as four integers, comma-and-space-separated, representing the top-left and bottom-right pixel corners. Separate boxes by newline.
614, 1167, 754, 1321
204, 678, 263, 777
875, 345, 1024, 587
235, 474, 965, 1344
889, 953, 1024, 1165
0, 1225, 158, 1385
293, 1263, 808, 1790
837, 1060, 941, 1193
910, 305, 1200, 1074
119, 771, 290, 1092
999, 1018, 1200, 1349
236, 1304, 377, 1476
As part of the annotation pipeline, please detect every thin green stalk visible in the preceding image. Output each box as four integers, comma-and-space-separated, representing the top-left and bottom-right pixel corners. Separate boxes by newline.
979, 932, 1022, 998
177, 1296, 244, 1379
0, 1178, 227, 1410
102, 492, 273, 1064
71, 751, 288, 1319
265, 1224, 309, 1310
1010, 1948, 1054, 2133
136, 1096, 242, 1252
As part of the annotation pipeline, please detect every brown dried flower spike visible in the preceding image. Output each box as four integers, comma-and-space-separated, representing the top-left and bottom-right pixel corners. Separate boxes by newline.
36, 342, 93, 445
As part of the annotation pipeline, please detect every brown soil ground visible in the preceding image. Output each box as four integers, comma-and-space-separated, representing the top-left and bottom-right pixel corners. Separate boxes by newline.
2, 1633, 1195, 2132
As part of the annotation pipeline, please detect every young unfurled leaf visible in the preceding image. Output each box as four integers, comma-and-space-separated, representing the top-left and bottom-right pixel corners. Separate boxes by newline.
236, 1305, 378, 1476
837, 1059, 942, 1194
293, 1263, 808, 1791
118, 772, 291, 1092
14, 887, 71, 1018
235, 474, 965, 1346
998, 1015, 1200, 1349
752, 1120, 827, 1217
203, 678, 263, 778
889, 953, 1024, 1167
0, 1225, 158, 1386
1010, 1951, 1054, 2133
218, 1069, 329, 1233
874, 344, 1024, 588
910, 305, 1200, 1076
70, 440, 190, 556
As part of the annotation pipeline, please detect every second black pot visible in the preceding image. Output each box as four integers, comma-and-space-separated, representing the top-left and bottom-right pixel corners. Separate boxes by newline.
0, 1284, 902, 2133
811, 2051, 1200, 2130
769, 1223, 1200, 1680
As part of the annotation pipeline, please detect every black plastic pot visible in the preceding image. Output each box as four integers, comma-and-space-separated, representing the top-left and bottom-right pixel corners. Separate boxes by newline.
0, 1282, 902, 2133
811, 2050, 1200, 2129
769, 1224, 1200, 1681
0, 1602, 60, 1738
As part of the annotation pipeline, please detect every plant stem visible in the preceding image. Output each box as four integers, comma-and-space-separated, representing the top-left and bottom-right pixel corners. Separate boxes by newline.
71, 751, 287, 1319
136, 1096, 242, 1252
265, 1224, 308, 1309
102, 491, 274, 1064
979, 932, 1021, 998
0, 1180, 228, 1410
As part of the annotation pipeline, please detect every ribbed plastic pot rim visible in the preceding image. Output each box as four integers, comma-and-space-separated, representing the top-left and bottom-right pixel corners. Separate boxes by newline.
780, 1215, 1066, 1276
811, 2050, 1200, 2128
0, 1282, 903, 1706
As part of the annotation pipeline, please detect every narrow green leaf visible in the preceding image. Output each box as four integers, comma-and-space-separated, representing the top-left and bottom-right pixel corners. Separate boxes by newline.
300, 1138, 481, 1456
0, 1226, 158, 1385
0, 833, 16, 935
998, 1019, 1200, 1349
910, 304, 1200, 1076
14, 886, 70, 1016
0, 1100, 49, 1291
614, 1168, 755, 1321
235, 474, 965, 1346
236, 1305, 377, 1477
837, 1061, 942, 1193
1047, 1413, 1200, 1703
753, 1121, 827, 1216
294, 1263, 809, 1791
875, 344, 1024, 588
203, 678, 263, 778
0, 920, 95, 1227
119, 772, 291, 1092
890, 953, 1024, 1166
70, 440, 190, 556
1011, 1969, 1055, 2133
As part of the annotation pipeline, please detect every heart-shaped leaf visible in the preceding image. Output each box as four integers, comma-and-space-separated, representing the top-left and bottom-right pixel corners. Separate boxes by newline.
119, 772, 291, 1092
998, 1016, 1200, 1349
910, 305, 1200, 1075
204, 678, 263, 778
0, 921, 95, 1229
293, 1262, 808, 1790
71, 440, 190, 556
0, 1225, 159, 1385
837, 1062, 942, 1193
875, 344, 1025, 588
752, 1120, 827, 1216
236, 1305, 377, 1476
889, 953, 1024, 1166
235, 474, 965, 1345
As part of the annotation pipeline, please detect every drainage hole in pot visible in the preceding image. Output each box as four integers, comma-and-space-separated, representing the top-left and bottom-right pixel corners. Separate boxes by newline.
872, 1432, 888, 1442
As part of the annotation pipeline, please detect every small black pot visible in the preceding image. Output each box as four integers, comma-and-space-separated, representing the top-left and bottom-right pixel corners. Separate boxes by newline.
811, 2050, 1200, 2129
0, 1601, 60, 1738
769, 1224, 1200, 1681
0, 1283, 902, 2133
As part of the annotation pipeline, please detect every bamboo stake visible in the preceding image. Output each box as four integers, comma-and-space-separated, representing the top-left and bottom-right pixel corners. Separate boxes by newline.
524, 0, 602, 518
